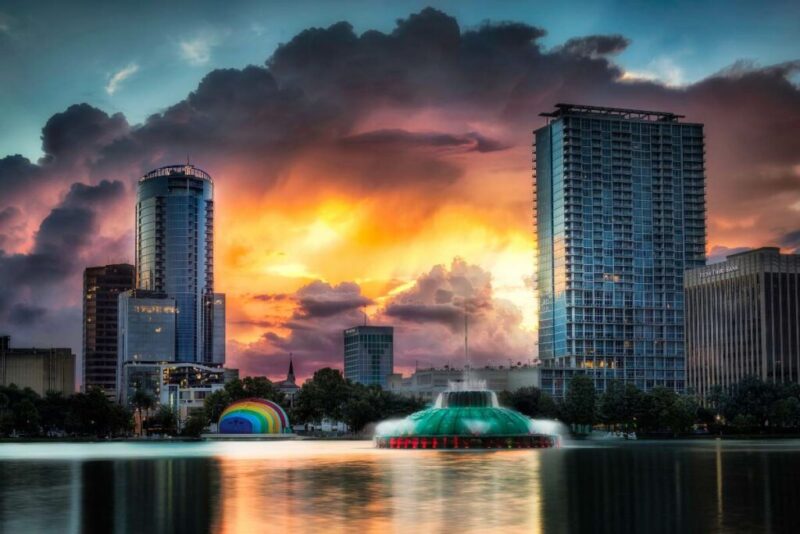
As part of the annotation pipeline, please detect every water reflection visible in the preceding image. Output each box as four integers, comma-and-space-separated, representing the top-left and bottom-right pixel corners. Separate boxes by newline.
1, 441, 799, 533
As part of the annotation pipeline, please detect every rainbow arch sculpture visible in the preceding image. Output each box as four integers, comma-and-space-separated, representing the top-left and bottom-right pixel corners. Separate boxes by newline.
218, 398, 291, 434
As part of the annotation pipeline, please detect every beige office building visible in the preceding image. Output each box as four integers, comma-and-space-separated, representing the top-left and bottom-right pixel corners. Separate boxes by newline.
0, 336, 75, 395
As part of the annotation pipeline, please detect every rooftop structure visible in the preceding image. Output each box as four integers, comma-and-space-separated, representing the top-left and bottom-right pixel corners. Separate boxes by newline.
540, 103, 686, 122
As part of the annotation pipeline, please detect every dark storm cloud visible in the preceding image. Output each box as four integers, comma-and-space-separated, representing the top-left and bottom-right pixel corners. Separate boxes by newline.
2, 6, 800, 365
778, 229, 800, 251
341, 129, 508, 153
558, 35, 631, 57
40, 104, 128, 165
0, 154, 42, 206
0, 180, 126, 323
294, 281, 373, 319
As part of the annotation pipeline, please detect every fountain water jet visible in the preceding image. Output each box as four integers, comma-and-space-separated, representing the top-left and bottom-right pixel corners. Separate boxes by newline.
374, 380, 560, 449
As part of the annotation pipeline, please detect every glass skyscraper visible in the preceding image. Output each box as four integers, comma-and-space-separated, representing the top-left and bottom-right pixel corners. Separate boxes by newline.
136, 164, 225, 364
344, 326, 394, 387
535, 104, 706, 395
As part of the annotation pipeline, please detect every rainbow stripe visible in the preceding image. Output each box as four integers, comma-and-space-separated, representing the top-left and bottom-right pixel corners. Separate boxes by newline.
218, 398, 291, 434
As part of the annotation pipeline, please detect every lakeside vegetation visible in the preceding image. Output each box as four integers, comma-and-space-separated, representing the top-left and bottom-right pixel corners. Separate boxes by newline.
3, 372, 800, 439
501, 375, 800, 436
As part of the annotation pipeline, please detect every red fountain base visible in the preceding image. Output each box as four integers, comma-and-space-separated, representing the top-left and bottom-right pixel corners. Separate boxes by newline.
375, 435, 557, 449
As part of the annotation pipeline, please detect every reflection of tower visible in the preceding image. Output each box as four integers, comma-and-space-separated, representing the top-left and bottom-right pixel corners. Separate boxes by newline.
136, 164, 225, 363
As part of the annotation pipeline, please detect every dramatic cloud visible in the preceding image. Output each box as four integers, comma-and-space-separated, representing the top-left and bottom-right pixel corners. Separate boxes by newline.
0, 180, 127, 337
559, 35, 630, 57
1, 7, 799, 381
232, 258, 534, 378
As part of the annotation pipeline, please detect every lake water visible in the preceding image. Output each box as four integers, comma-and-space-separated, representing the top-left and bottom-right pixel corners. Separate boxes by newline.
0, 439, 799, 533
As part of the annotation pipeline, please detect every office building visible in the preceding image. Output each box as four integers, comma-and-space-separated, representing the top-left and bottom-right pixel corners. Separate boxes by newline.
0, 336, 75, 395
686, 248, 800, 398
119, 361, 225, 421
343, 326, 394, 387
388, 364, 541, 402
535, 104, 706, 396
136, 164, 225, 364
83, 264, 134, 396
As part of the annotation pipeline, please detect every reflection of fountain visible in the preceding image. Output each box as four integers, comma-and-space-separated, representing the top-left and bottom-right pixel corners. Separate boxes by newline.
374, 381, 559, 449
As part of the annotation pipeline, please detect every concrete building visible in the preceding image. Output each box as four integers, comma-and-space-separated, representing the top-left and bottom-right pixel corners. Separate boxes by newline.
136, 164, 225, 364
83, 264, 134, 396
535, 103, 706, 397
119, 361, 225, 421
0, 336, 75, 395
343, 326, 393, 387
686, 248, 800, 398
388, 365, 541, 402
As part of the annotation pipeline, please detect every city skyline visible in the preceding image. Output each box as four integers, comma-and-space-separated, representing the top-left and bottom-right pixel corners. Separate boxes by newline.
1, 5, 800, 382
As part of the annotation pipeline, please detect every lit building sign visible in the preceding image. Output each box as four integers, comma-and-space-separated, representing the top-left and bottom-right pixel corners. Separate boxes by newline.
133, 305, 177, 314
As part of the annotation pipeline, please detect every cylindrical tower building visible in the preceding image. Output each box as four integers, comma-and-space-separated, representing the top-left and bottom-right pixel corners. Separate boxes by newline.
136, 164, 223, 363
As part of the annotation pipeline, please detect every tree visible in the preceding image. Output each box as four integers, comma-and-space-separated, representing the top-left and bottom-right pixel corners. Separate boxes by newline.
293, 368, 352, 424
38, 391, 70, 435
204, 389, 231, 424
181, 413, 209, 437
500, 387, 558, 419
66, 388, 132, 437
770, 397, 800, 429
14, 399, 40, 435
224, 377, 286, 405
599, 380, 630, 428
563, 375, 596, 430
724, 377, 779, 428
146, 406, 178, 436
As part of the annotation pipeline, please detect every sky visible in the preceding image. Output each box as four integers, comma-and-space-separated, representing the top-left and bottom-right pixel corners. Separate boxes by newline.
1, 1, 799, 382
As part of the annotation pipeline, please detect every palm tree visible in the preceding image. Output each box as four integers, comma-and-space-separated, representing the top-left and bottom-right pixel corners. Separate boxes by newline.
131, 390, 155, 436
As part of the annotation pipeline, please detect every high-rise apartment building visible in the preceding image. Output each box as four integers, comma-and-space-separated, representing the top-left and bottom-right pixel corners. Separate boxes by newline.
343, 326, 394, 387
535, 104, 706, 396
136, 164, 225, 364
83, 264, 134, 396
686, 248, 800, 398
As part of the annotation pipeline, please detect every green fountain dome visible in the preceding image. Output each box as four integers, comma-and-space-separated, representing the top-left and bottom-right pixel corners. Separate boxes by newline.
374, 385, 558, 448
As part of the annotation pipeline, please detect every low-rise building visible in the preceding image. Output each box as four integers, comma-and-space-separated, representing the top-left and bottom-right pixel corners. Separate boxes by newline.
0, 336, 75, 395
388, 365, 541, 402
119, 361, 226, 421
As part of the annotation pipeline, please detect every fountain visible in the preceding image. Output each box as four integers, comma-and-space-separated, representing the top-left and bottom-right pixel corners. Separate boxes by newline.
374, 381, 560, 449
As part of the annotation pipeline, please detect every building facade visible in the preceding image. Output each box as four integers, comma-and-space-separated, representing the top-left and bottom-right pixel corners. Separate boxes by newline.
83, 264, 134, 396
117, 290, 177, 363
119, 361, 225, 421
686, 248, 800, 398
388, 365, 541, 402
136, 164, 224, 364
0, 336, 75, 395
535, 104, 706, 396
343, 326, 394, 387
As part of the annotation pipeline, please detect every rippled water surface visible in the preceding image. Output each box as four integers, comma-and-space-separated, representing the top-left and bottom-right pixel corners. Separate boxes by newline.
1, 439, 799, 533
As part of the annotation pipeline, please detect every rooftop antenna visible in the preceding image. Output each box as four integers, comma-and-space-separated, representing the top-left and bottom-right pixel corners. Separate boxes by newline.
363, 308, 368, 327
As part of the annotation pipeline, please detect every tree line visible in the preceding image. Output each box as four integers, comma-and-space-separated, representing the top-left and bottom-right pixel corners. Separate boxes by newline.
500, 375, 800, 436
0, 385, 131, 438
195, 369, 425, 436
